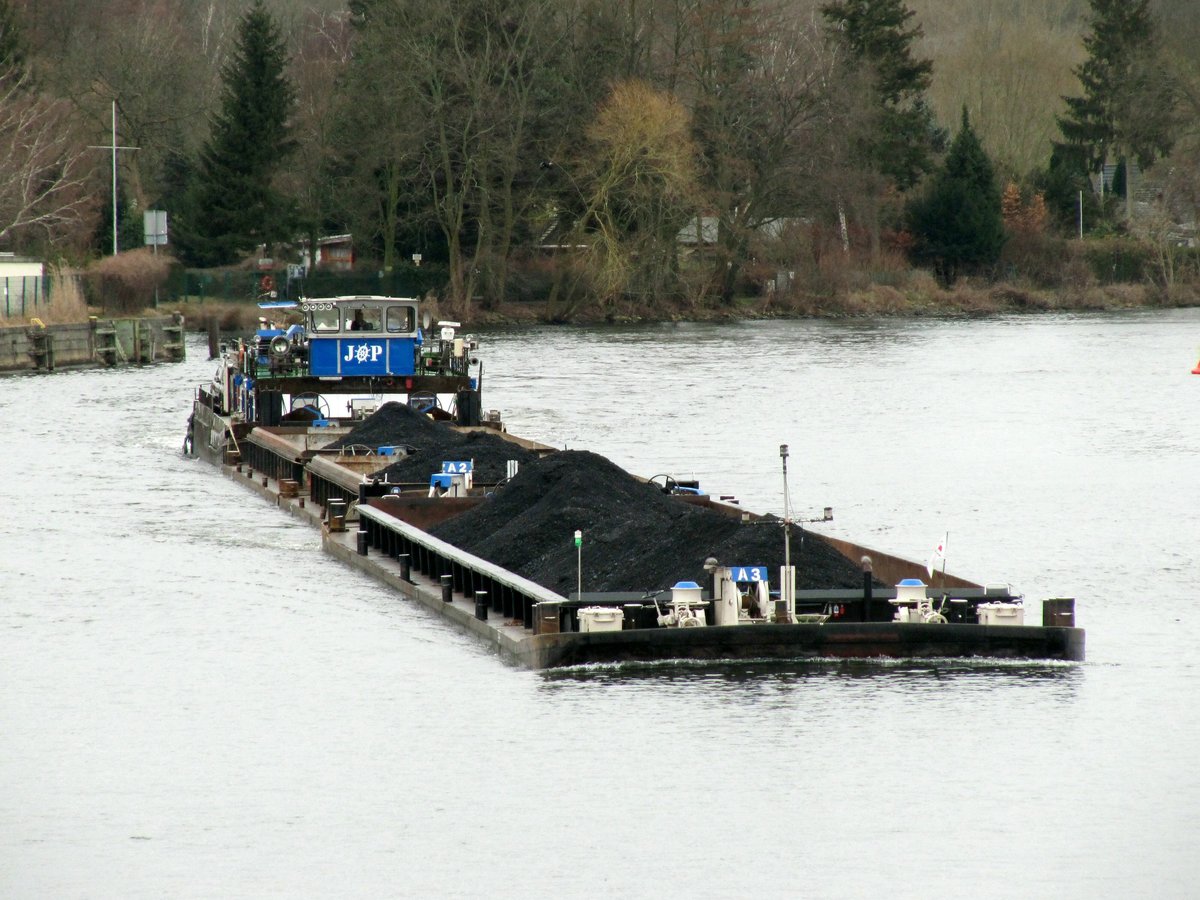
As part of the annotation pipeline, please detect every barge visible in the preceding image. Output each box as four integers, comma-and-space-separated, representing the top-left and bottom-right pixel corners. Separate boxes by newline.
185, 295, 1085, 667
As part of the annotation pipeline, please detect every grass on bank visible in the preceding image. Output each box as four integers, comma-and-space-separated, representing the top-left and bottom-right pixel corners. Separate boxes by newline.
0, 266, 90, 326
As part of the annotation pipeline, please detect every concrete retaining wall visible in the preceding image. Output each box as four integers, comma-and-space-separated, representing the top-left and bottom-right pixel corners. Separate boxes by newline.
0, 315, 186, 374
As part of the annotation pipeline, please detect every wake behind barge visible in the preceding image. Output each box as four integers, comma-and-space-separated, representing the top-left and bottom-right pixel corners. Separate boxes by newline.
186, 295, 1084, 667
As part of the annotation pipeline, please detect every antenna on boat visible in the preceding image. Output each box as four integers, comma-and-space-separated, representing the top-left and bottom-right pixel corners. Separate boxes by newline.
779, 444, 797, 624
780, 444, 791, 569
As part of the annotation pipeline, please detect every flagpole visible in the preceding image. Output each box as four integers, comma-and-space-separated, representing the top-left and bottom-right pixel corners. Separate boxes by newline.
939, 531, 949, 600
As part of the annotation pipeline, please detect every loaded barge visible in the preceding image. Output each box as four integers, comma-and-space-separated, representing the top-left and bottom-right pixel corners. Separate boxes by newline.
185, 295, 1085, 667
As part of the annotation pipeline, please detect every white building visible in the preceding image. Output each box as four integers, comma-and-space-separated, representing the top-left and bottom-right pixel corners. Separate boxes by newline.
0, 253, 45, 319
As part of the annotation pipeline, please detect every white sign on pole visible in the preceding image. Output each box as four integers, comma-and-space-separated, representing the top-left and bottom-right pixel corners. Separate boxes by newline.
143, 210, 168, 246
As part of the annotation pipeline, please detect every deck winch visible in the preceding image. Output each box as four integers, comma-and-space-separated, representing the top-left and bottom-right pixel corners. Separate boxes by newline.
656, 581, 707, 627
706, 562, 801, 625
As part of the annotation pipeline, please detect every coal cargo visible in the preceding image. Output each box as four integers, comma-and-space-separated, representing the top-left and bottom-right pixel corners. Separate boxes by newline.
430, 450, 868, 595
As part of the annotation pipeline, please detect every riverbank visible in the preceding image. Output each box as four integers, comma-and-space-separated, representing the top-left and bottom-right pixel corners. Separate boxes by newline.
164, 276, 1200, 332
471, 278, 1200, 326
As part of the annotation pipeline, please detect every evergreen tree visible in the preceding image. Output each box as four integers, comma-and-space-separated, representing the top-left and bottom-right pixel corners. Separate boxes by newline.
93, 187, 144, 256
822, 0, 945, 190
1056, 0, 1176, 178
1035, 143, 1104, 234
175, 0, 296, 267
907, 109, 1004, 286
0, 0, 26, 79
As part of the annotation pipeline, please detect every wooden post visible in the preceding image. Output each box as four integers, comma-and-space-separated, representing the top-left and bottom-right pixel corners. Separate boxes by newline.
207, 316, 220, 360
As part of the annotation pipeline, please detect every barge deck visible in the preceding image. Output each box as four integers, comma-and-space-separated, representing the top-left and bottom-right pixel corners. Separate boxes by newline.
189, 294, 1085, 668
222, 451, 1085, 668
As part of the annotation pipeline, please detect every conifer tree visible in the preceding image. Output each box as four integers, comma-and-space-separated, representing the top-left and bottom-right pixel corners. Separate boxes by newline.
822, 0, 944, 190
0, 0, 26, 80
1056, 0, 1176, 214
907, 109, 1004, 286
175, 0, 296, 267
93, 188, 144, 258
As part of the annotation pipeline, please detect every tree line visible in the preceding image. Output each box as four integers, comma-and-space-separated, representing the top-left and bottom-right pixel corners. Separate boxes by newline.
0, 0, 1193, 315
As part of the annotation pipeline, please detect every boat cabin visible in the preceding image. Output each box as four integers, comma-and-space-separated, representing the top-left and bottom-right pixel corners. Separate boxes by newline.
302, 296, 420, 377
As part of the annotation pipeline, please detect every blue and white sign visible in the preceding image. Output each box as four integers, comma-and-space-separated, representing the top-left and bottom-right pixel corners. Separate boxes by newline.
308, 337, 418, 377
342, 341, 385, 367
730, 566, 768, 583
441, 460, 473, 474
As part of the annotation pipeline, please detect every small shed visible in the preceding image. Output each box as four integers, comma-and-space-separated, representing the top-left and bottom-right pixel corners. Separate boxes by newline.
300, 234, 355, 271
0, 253, 46, 319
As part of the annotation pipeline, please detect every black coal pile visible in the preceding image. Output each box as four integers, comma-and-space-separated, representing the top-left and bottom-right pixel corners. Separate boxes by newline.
375, 429, 540, 485
325, 401, 446, 451
323, 402, 540, 484
430, 449, 866, 595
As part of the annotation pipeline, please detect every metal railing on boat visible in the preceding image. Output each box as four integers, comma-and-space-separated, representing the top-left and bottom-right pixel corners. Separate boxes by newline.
357, 503, 565, 629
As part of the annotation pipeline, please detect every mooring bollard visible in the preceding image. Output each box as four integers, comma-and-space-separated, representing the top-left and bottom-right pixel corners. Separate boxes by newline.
399, 553, 411, 582
262, 475, 269, 487
475, 591, 488, 621
441, 574, 453, 603
861, 555, 874, 622
328, 499, 347, 533
356, 531, 368, 556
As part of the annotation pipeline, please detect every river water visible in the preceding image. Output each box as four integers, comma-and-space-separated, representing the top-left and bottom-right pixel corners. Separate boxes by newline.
3, 310, 1197, 898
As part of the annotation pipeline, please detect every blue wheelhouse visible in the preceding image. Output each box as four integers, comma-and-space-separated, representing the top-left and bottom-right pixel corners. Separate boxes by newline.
304, 298, 420, 377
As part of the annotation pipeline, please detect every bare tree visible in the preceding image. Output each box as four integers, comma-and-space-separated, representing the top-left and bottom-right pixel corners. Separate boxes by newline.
578, 80, 702, 308
80, 1, 220, 210
286, 9, 352, 264
679, 1, 833, 301
345, 0, 571, 311
0, 68, 95, 249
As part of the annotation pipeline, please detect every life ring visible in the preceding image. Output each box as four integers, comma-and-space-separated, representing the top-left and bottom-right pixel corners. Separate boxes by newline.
259, 274, 275, 293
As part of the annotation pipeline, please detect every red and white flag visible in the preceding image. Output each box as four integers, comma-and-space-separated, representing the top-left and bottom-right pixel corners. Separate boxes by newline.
926, 532, 948, 579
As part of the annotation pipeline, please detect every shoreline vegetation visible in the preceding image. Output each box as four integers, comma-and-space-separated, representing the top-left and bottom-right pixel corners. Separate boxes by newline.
170, 277, 1199, 333
5, 271, 1196, 334
5, 238, 1198, 332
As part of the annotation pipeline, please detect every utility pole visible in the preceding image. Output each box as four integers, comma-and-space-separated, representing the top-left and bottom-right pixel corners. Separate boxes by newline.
88, 101, 139, 255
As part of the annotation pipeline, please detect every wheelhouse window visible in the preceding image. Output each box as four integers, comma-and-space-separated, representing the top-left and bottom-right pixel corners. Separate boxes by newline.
387, 306, 415, 333
311, 307, 340, 332
347, 307, 381, 332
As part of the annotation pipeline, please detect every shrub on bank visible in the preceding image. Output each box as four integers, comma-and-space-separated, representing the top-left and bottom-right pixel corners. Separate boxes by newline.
87, 249, 174, 315
1083, 238, 1152, 285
